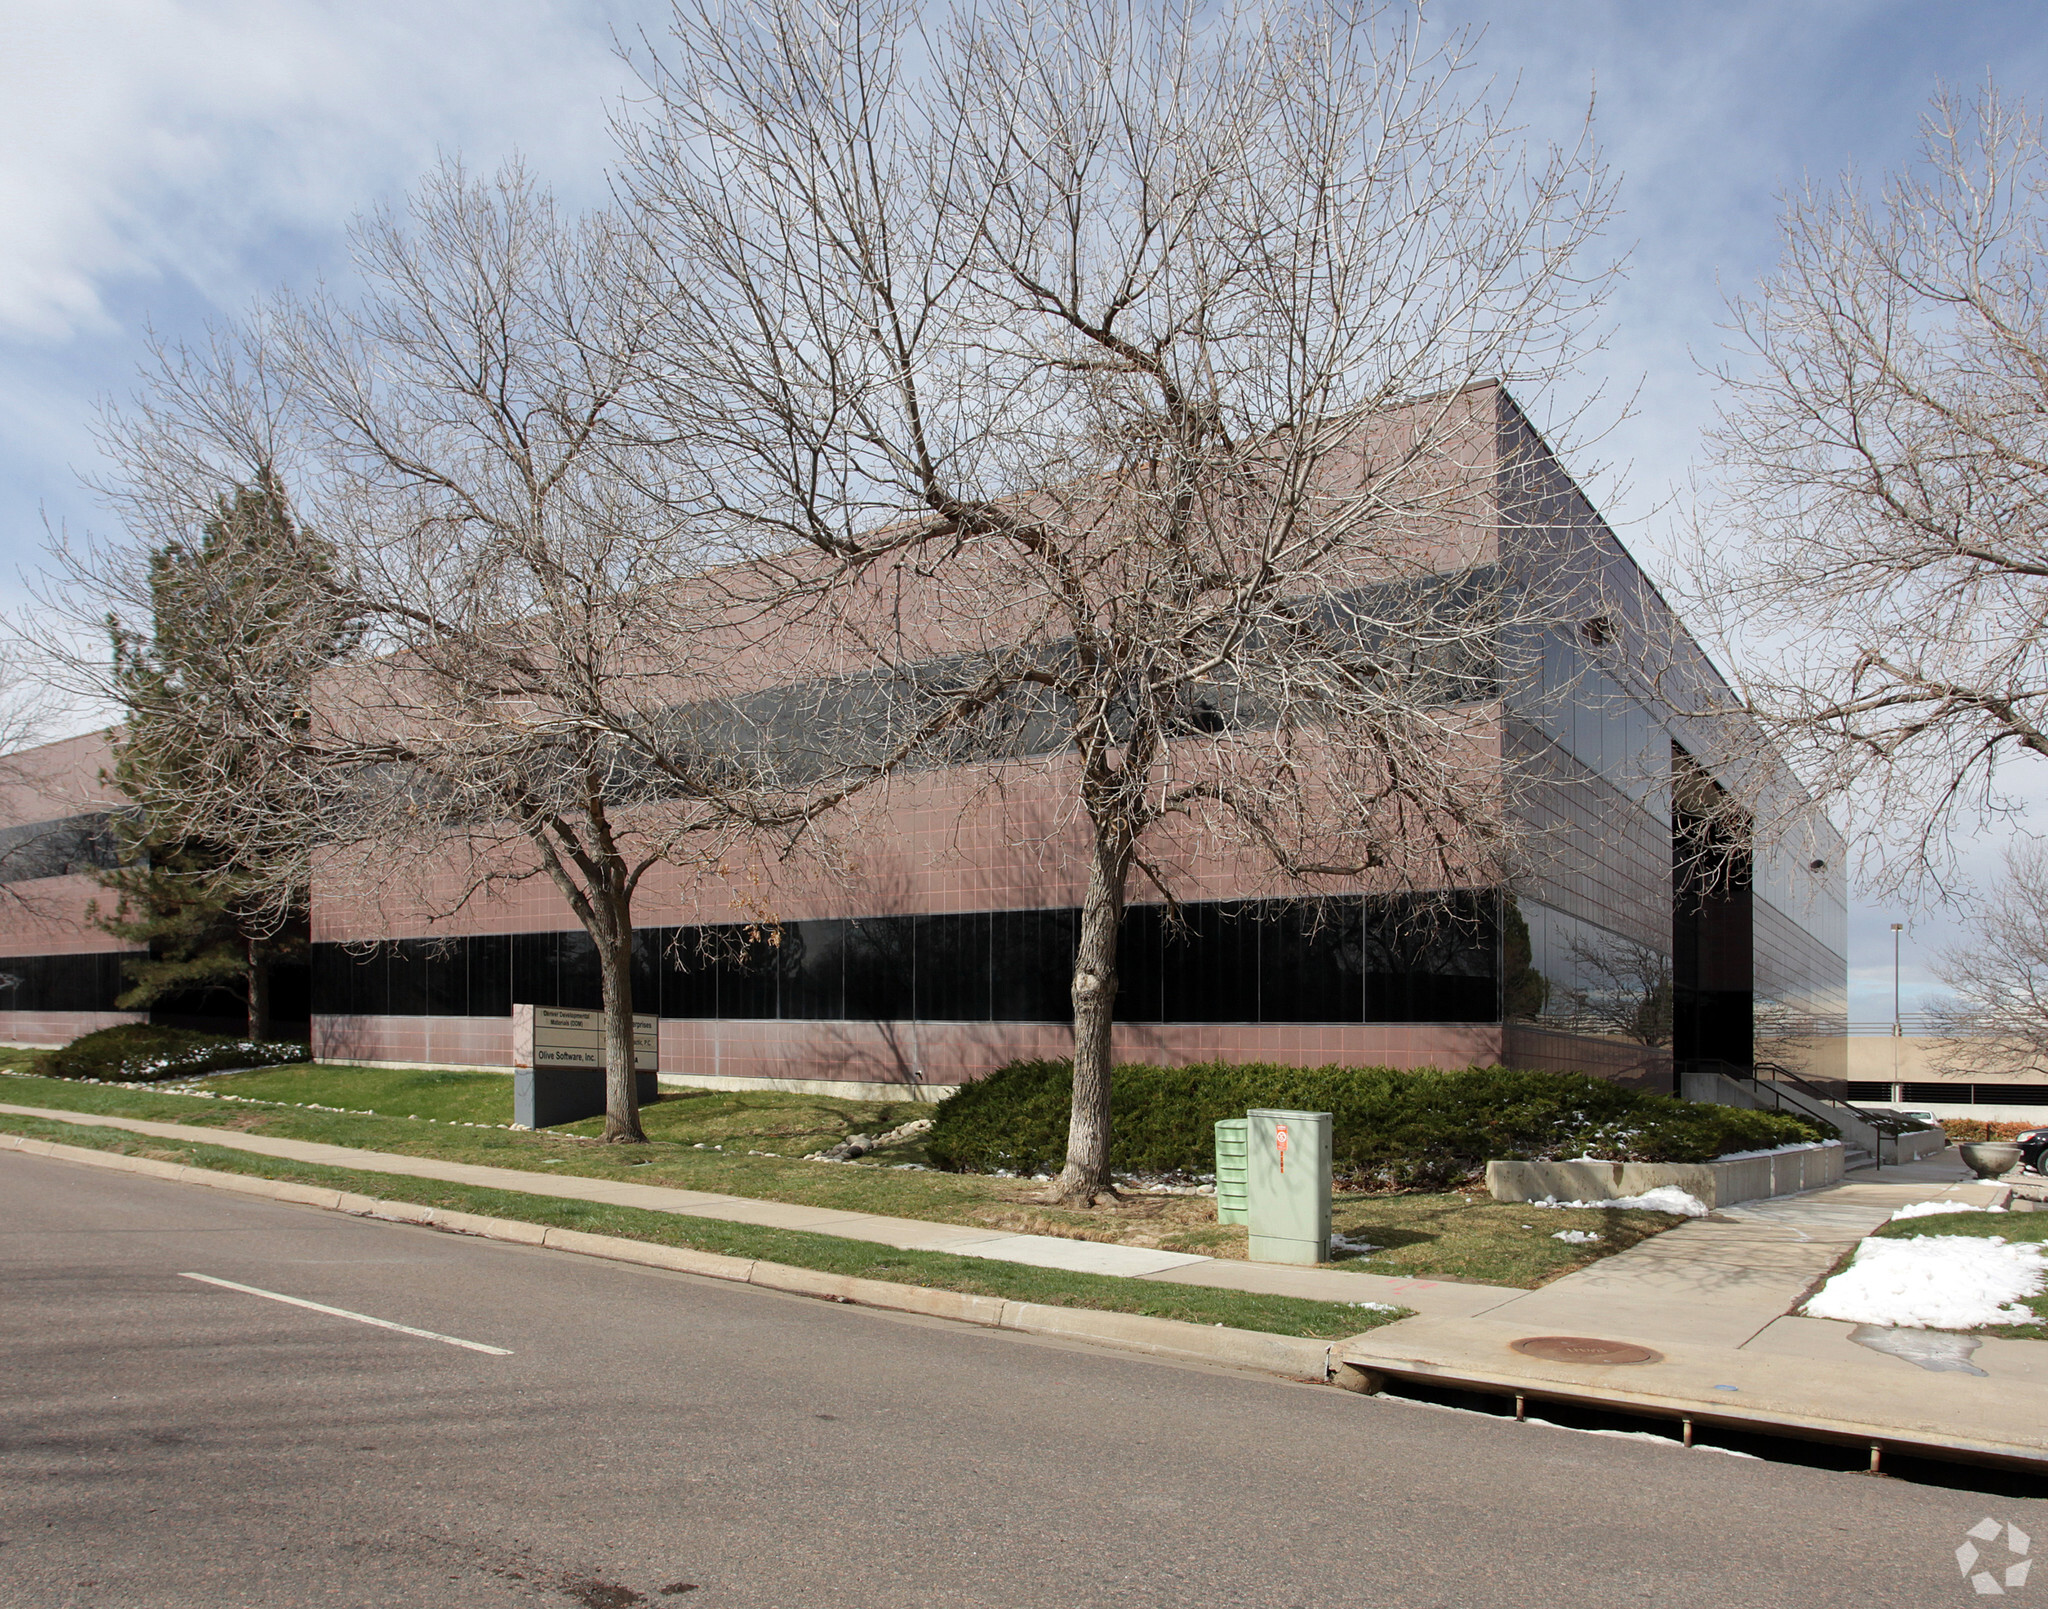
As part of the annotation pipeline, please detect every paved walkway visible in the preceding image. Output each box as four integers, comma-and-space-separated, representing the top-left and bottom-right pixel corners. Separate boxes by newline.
0, 1102, 1496, 1314
8, 1099, 2043, 1461
1341, 1155, 2045, 1463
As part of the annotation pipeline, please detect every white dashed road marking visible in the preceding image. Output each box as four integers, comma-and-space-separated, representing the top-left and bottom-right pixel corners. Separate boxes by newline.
178, 1271, 514, 1355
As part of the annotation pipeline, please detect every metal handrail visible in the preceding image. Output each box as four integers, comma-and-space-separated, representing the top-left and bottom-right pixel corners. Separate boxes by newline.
1682, 1057, 1895, 1171
1754, 1059, 1954, 1172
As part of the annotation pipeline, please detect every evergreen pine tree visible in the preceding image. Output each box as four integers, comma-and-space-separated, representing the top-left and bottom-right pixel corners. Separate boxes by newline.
93, 470, 343, 1041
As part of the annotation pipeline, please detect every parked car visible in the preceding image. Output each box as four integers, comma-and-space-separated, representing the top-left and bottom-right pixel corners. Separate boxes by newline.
2017, 1127, 2048, 1175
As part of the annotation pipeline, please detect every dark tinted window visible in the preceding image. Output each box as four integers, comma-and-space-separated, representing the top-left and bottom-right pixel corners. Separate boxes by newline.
630, 927, 665, 1018
0, 951, 128, 1013
1361, 894, 1498, 1023
1112, 904, 1163, 1023
1260, 899, 1366, 1023
312, 943, 351, 1016
1971, 1083, 2048, 1107
304, 892, 1500, 1026
1162, 901, 1259, 1023
558, 930, 602, 1011
511, 931, 557, 1008
846, 916, 913, 1020
424, 939, 468, 1017
991, 907, 1076, 1021
660, 926, 721, 1018
469, 934, 511, 1018
386, 940, 428, 1016
0, 812, 124, 885
340, 945, 389, 1016
719, 930, 780, 1019
916, 911, 991, 1021
780, 919, 847, 1020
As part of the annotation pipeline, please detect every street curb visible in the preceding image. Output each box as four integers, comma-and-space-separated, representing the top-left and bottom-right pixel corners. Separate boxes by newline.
1337, 1346, 2048, 1476
0, 1131, 1340, 1385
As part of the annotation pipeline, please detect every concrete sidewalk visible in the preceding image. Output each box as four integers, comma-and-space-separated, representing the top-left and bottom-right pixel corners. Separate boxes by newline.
0, 1101, 1497, 1315
1340, 1155, 2047, 1467
7, 1099, 2044, 1466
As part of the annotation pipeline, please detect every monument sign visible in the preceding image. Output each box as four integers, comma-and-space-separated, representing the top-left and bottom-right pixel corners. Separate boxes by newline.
510, 1003, 659, 1128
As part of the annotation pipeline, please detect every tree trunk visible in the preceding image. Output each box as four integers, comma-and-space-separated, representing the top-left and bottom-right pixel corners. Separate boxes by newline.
1046, 834, 1131, 1207
246, 937, 270, 1043
595, 893, 647, 1144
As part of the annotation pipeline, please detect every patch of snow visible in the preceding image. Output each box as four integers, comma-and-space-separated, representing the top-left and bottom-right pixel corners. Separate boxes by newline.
1712, 1140, 1842, 1161
1802, 1235, 2048, 1329
1889, 1201, 2007, 1221
1345, 1300, 1402, 1312
1551, 1229, 1602, 1244
1528, 1186, 1709, 1218
1557, 1141, 1839, 1164
1328, 1231, 1380, 1257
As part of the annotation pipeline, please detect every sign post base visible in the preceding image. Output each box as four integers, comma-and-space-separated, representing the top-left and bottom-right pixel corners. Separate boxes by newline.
514, 1067, 660, 1129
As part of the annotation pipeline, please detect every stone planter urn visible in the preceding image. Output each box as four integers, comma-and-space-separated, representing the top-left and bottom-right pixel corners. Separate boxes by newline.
1959, 1141, 2023, 1180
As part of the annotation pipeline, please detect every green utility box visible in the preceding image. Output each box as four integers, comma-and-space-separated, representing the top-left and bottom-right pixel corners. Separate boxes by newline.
1245, 1108, 1332, 1265
1213, 1118, 1249, 1224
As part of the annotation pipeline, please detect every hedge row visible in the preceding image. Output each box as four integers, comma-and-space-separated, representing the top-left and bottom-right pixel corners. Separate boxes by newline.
35, 1024, 310, 1084
925, 1059, 1831, 1190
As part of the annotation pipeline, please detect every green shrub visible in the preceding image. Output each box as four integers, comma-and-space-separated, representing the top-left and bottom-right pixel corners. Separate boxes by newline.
925, 1059, 1832, 1190
36, 1025, 310, 1084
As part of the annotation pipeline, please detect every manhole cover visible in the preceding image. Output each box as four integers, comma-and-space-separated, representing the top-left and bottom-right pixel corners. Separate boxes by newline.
1510, 1335, 1663, 1365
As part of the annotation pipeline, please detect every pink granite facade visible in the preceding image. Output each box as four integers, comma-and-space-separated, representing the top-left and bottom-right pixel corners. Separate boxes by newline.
0, 730, 147, 1045
4, 387, 1845, 1099
316, 1012, 1509, 1089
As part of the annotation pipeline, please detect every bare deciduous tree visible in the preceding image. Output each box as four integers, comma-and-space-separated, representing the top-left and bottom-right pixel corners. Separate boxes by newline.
1555, 932, 1674, 1047
1928, 842, 2048, 1075
618, 0, 1617, 1202
55, 163, 888, 1141
0, 627, 87, 904
0, 634, 61, 762
1694, 82, 2048, 887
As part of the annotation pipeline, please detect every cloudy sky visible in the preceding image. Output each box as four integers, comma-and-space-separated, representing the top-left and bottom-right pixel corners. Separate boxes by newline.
4, 0, 2045, 1019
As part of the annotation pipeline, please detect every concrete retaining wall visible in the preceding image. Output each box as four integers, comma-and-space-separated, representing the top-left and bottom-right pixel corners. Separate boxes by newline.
1485, 1142, 1845, 1208
1887, 1127, 1947, 1164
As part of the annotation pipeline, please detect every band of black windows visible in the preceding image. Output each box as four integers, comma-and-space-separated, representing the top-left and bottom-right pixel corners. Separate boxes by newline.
309, 893, 1503, 1026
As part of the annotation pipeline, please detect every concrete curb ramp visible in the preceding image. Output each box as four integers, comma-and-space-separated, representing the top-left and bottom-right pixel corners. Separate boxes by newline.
1338, 1323, 2048, 1478
0, 1131, 1339, 1385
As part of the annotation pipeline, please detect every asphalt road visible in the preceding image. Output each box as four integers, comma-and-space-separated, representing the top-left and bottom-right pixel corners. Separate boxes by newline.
1, 1152, 2040, 1609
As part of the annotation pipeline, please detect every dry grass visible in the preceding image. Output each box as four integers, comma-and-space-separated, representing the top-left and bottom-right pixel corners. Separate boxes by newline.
3, 1063, 1680, 1287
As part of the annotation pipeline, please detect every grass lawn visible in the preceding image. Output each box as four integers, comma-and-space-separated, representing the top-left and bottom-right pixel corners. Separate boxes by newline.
0, 1111, 1400, 1341
1869, 1206, 2048, 1340
0, 1060, 1680, 1288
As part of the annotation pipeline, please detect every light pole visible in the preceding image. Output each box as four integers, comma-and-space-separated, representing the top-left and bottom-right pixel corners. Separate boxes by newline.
1887, 921, 1905, 1173
1891, 923, 1905, 1039
1891, 921, 1905, 1114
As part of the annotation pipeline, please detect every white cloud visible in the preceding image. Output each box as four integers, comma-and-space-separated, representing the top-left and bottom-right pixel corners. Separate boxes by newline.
6, 0, 2048, 998
0, 0, 636, 342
